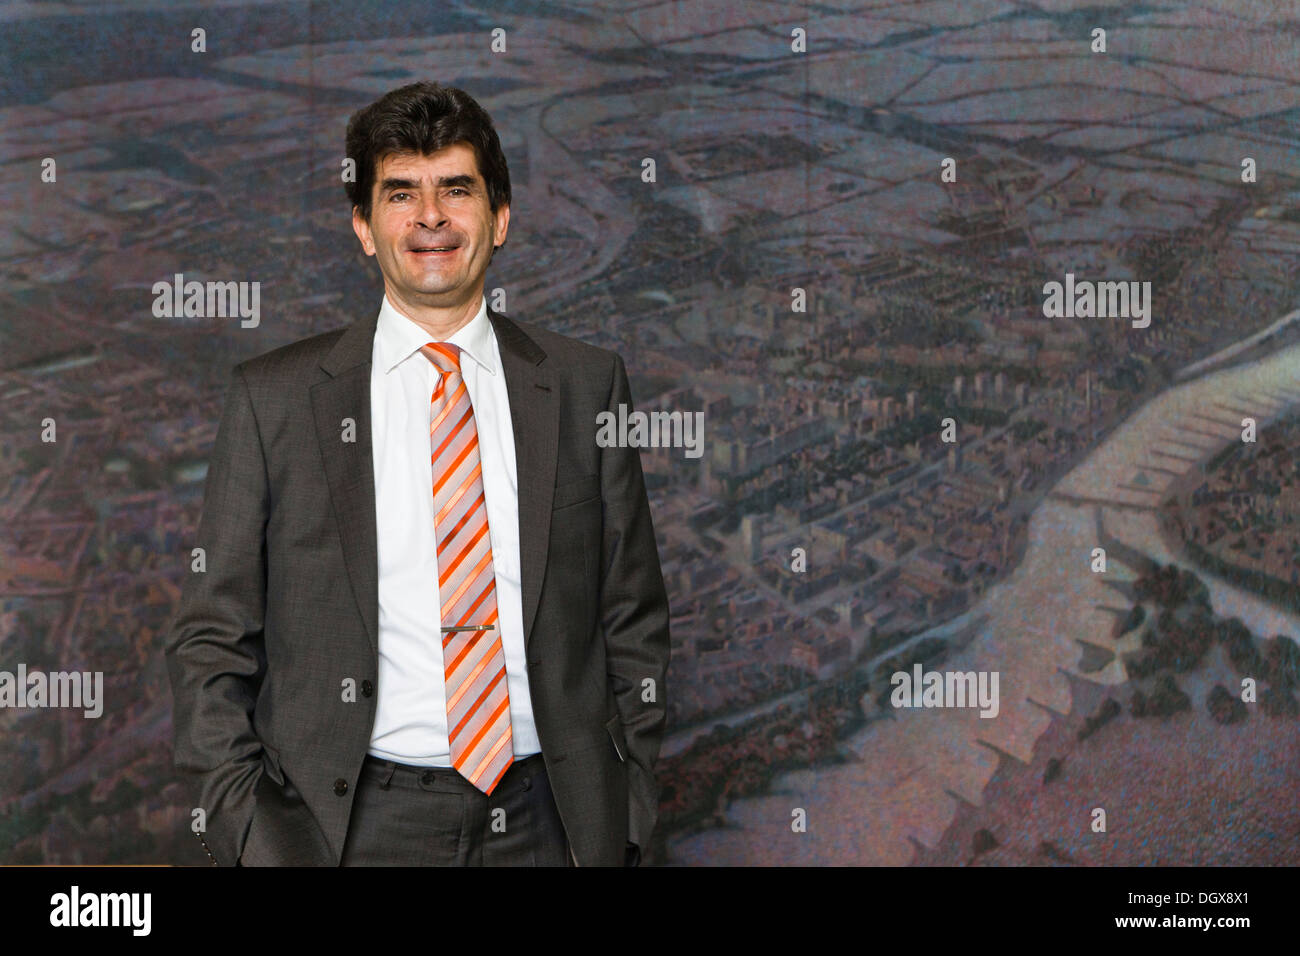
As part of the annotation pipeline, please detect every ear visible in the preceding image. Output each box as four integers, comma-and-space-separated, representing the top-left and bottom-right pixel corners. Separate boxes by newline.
351, 205, 376, 256
493, 202, 510, 249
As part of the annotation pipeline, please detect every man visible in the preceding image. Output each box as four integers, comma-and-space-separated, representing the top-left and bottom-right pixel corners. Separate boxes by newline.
164, 82, 671, 866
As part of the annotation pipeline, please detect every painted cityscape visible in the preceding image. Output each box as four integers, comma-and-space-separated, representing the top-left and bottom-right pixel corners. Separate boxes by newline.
1, 0, 1297, 865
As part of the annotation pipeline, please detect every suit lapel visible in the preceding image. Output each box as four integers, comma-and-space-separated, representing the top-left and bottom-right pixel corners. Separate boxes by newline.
311, 303, 558, 665
312, 310, 381, 659
487, 306, 558, 654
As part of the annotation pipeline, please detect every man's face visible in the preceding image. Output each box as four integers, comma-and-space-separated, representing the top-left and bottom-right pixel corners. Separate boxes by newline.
352, 142, 508, 311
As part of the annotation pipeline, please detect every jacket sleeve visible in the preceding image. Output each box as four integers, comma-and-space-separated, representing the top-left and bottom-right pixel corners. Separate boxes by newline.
597, 352, 672, 850
164, 363, 269, 866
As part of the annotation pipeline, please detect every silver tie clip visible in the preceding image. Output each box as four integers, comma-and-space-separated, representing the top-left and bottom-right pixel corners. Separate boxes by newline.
440, 624, 495, 632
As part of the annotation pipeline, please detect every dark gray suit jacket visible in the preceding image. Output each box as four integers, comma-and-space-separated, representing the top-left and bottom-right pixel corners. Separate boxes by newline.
164, 304, 671, 866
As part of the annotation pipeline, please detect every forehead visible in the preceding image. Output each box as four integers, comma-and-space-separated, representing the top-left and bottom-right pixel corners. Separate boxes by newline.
375, 143, 481, 181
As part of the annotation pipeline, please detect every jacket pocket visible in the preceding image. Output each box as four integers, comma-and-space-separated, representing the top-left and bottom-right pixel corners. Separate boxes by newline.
553, 474, 599, 510
604, 713, 628, 763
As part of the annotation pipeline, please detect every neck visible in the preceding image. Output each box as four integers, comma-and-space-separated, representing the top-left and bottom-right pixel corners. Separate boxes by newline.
385, 285, 482, 341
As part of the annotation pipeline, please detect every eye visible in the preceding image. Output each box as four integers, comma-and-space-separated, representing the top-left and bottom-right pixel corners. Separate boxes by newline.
449, 188, 469, 196
390, 192, 410, 201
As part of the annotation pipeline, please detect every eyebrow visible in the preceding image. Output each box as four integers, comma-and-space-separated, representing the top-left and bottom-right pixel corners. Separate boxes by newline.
378, 174, 478, 194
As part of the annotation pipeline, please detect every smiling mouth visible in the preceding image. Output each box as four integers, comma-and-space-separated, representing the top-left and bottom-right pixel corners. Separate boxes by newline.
409, 246, 459, 255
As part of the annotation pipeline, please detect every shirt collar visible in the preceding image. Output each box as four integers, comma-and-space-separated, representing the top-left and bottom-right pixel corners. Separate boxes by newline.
374, 293, 496, 377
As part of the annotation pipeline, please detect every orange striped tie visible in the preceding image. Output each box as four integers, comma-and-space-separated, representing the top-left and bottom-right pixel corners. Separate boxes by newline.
421, 341, 513, 796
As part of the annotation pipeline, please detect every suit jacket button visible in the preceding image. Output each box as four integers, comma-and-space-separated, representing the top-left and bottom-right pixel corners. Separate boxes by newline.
334, 778, 348, 796
361, 680, 374, 697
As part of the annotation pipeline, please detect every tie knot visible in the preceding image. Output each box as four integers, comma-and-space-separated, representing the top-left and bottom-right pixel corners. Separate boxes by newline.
420, 342, 463, 375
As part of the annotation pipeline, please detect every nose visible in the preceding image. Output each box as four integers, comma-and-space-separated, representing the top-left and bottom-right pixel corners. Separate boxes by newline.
414, 192, 449, 230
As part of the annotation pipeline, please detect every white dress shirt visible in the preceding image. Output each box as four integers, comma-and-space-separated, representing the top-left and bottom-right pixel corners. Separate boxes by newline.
367, 292, 540, 766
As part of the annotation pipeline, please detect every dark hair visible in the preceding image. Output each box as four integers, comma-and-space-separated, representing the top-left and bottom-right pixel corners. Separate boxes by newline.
344, 82, 511, 238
